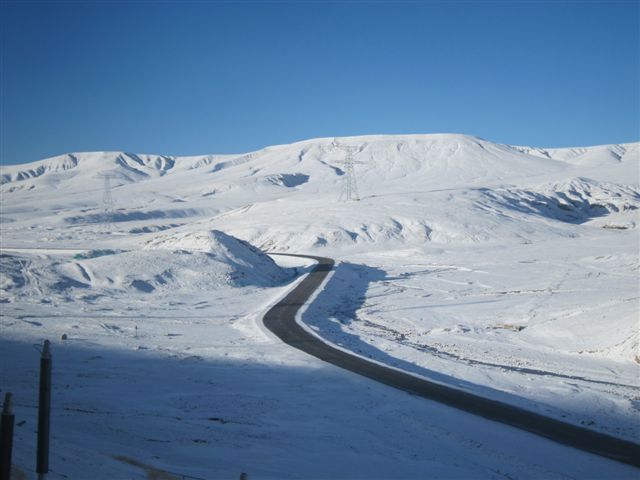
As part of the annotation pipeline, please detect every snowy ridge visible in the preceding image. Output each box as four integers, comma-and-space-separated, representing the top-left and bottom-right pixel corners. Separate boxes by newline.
1, 135, 636, 200
0, 151, 241, 187
1, 132, 637, 251
0, 230, 291, 309
144, 229, 290, 285
0, 152, 80, 184
481, 177, 640, 226
2, 133, 630, 187
511, 142, 637, 166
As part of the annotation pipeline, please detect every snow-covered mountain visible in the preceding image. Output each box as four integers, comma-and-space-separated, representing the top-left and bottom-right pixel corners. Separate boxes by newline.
2, 134, 637, 191
1, 134, 637, 251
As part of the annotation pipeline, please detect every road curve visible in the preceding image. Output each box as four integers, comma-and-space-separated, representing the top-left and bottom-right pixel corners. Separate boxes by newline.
264, 254, 640, 468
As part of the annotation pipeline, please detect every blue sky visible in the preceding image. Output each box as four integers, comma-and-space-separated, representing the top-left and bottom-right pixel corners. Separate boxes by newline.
1, 1, 638, 165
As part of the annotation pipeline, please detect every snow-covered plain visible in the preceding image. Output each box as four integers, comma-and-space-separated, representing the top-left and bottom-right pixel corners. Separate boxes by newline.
1, 134, 638, 478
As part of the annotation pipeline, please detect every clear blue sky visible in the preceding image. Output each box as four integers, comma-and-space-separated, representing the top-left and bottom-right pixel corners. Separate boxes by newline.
1, 1, 638, 165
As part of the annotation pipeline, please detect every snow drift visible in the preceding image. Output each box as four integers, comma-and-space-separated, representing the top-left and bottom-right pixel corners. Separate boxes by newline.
0, 230, 292, 310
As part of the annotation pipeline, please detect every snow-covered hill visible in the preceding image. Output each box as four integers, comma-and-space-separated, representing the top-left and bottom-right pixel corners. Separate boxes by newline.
1, 134, 639, 477
2, 135, 636, 193
2, 134, 637, 188
1, 134, 637, 250
0, 230, 294, 333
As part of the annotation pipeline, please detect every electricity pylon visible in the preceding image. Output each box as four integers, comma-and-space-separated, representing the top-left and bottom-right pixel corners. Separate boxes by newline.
333, 139, 364, 202
95, 173, 118, 235
97, 173, 116, 213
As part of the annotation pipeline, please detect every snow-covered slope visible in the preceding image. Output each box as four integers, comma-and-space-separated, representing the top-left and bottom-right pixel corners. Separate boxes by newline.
513, 142, 637, 167
0, 230, 292, 312
2, 134, 635, 191
1, 134, 639, 476
2, 134, 637, 250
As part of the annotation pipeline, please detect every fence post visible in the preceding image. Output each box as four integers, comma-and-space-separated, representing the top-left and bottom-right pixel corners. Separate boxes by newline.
36, 340, 51, 480
1, 392, 14, 480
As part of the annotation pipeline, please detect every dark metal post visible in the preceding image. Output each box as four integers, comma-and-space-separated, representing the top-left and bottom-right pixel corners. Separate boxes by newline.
1, 393, 14, 480
36, 340, 51, 479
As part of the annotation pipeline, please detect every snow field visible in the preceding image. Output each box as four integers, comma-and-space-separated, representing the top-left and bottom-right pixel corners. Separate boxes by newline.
1, 133, 638, 478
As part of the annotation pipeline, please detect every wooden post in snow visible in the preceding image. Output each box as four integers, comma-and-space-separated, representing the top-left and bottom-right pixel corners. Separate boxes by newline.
36, 340, 51, 480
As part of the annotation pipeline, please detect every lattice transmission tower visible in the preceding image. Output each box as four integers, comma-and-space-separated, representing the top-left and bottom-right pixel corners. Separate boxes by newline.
333, 140, 364, 202
97, 173, 116, 213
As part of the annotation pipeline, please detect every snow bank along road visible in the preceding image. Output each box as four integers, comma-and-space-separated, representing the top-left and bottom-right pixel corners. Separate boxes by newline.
264, 254, 640, 468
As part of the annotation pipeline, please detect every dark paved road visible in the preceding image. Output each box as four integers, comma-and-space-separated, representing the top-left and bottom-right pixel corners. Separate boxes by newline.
264, 254, 640, 468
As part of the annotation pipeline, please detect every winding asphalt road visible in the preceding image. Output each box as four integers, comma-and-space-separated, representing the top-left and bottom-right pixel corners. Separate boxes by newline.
264, 254, 640, 468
